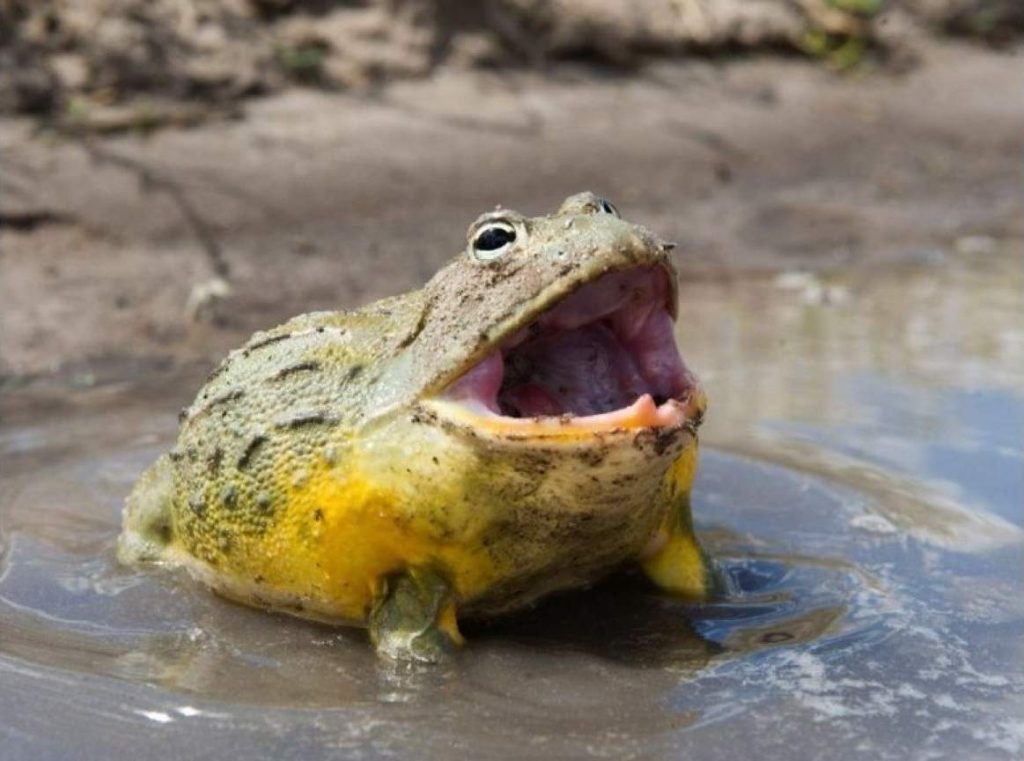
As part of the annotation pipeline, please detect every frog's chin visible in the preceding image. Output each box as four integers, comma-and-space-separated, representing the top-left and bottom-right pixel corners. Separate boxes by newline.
427, 265, 705, 437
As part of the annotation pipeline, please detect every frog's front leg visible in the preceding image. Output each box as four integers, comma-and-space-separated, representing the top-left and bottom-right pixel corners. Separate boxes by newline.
639, 492, 717, 600
369, 567, 464, 662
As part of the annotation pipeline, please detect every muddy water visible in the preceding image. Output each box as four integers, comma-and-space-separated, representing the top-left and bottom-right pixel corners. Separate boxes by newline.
2, 249, 1022, 760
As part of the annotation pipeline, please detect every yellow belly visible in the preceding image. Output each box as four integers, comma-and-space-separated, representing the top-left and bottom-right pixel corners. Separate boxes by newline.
166, 418, 699, 624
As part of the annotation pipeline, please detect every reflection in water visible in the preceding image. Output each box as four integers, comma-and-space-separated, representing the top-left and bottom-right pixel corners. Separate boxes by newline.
1, 250, 1022, 759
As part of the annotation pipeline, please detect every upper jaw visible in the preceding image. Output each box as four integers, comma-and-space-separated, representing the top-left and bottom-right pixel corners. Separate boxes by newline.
426, 263, 705, 438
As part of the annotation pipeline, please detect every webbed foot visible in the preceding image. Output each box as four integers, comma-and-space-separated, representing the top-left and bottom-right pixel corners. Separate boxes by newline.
118, 454, 175, 564
369, 568, 464, 662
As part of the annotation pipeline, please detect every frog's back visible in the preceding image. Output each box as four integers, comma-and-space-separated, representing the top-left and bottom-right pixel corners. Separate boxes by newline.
119, 293, 427, 600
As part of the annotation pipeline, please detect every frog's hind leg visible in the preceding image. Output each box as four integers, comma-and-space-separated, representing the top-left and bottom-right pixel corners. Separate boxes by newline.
117, 454, 176, 564
369, 567, 464, 662
639, 492, 718, 600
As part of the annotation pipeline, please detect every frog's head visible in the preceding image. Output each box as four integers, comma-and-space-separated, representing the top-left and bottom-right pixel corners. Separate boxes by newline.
402, 192, 705, 447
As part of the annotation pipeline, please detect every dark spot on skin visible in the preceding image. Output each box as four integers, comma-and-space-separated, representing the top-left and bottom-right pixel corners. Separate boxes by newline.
316, 326, 325, 333
238, 434, 268, 470
255, 492, 273, 513
153, 520, 172, 544
345, 365, 364, 383
272, 360, 322, 380
254, 575, 265, 584
206, 447, 223, 475
632, 428, 681, 456
275, 411, 338, 429
410, 407, 438, 426
432, 456, 439, 465
211, 388, 245, 407
169, 449, 183, 463
576, 448, 607, 467
204, 360, 231, 385
221, 484, 238, 508
511, 451, 554, 477
439, 415, 482, 442
313, 508, 324, 522
190, 388, 245, 420
397, 302, 432, 349
177, 407, 189, 423
245, 332, 292, 353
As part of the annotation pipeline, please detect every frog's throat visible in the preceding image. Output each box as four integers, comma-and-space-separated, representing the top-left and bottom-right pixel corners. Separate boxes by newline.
426, 265, 705, 436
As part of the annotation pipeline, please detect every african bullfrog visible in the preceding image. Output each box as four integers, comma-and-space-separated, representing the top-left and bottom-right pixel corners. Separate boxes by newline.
118, 192, 712, 661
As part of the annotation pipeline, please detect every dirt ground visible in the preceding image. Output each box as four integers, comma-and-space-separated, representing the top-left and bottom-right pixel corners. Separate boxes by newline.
4, 0, 1021, 119
1, 33, 1022, 400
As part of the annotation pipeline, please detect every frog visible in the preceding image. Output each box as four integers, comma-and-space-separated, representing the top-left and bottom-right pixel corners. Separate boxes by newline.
118, 192, 711, 662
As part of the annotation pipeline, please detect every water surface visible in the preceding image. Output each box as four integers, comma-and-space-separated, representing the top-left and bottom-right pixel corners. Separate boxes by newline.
2, 249, 1022, 760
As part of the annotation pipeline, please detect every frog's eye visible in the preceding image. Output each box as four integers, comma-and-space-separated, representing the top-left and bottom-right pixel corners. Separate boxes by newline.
471, 222, 517, 262
597, 199, 619, 217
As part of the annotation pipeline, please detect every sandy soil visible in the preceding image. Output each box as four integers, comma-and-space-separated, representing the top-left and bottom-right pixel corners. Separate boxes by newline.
1, 39, 1022, 392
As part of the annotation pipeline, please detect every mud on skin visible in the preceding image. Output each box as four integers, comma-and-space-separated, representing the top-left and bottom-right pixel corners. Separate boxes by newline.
119, 192, 712, 662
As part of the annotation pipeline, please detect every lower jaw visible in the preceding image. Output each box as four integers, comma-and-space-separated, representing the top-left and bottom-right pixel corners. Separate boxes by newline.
422, 386, 706, 439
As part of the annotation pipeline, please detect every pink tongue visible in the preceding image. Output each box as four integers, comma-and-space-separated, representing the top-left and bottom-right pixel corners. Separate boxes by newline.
499, 323, 650, 417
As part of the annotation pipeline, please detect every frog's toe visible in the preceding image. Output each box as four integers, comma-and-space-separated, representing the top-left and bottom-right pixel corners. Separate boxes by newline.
639, 494, 720, 600
640, 535, 715, 600
369, 568, 464, 663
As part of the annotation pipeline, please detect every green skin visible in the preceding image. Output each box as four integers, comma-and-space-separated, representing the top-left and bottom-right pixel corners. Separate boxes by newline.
120, 192, 713, 662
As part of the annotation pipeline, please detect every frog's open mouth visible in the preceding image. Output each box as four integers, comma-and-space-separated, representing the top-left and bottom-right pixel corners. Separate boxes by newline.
434, 266, 703, 433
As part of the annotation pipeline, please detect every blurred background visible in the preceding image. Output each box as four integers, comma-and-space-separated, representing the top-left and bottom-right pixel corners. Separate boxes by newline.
1, 4, 1023, 760
1, 0, 1022, 390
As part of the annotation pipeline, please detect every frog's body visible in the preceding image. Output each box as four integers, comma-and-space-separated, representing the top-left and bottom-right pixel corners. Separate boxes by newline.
120, 193, 710, 661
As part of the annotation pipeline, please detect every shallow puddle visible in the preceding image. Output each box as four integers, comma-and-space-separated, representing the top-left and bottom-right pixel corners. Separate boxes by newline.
2, 249, 1022, 759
